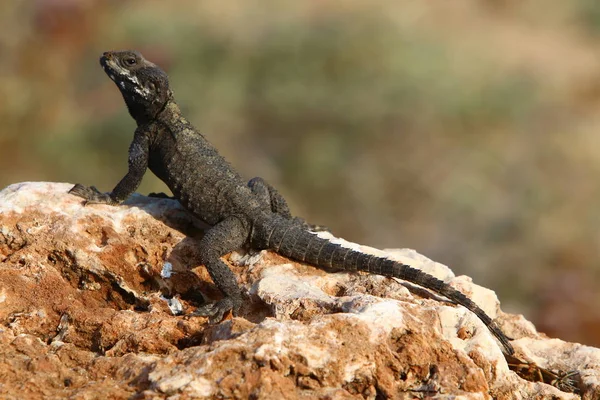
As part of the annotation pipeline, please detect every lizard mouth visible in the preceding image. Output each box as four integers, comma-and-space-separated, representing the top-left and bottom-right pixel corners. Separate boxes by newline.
99, 54, 119, 82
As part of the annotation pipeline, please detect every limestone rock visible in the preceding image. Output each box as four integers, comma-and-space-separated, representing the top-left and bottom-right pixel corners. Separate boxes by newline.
0, 182, 598, 399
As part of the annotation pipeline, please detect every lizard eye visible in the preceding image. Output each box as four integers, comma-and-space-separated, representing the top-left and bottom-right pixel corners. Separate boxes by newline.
123, 57, 137, 66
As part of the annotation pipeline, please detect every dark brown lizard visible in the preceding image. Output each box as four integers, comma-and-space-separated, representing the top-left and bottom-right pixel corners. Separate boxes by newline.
69, 50, 514, 355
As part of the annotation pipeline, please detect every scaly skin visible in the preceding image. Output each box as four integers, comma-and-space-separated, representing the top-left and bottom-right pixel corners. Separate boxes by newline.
69, 50, 514, 355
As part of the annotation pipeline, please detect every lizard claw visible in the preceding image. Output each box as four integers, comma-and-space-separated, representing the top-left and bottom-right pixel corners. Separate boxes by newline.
69, 184, 117, 205
188, 297, 238, 324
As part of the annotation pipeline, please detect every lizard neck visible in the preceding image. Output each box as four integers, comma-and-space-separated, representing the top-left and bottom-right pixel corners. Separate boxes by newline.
153, 100, 185, 128
158, 101, 182, 121
133, 98, 180, 126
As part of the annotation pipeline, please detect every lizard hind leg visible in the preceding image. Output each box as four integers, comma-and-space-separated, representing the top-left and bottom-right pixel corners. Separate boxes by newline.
248, 177, 329, 232
189, 216, 250, 323
248, 177, 293, 217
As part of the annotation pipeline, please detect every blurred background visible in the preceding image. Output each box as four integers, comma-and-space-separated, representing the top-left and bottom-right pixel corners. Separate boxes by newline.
2, 0, 600, 346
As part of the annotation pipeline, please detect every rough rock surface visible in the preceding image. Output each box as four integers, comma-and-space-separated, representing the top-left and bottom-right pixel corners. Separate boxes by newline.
0, 182, 598, 399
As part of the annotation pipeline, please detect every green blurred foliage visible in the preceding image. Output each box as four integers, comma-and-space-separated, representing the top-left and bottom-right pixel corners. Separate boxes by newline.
2, 0, 600, 346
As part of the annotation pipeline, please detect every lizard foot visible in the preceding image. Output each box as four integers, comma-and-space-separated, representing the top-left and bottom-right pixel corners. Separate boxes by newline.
69, 184, 117, 205
230, 249, 265, 267
291, 217, 330, 233
188, 297, 239, 324
307, 223, 330, 233
148, 192, 175, 199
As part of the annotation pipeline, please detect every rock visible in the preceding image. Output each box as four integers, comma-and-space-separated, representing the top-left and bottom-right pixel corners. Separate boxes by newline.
0, 181, 598, 399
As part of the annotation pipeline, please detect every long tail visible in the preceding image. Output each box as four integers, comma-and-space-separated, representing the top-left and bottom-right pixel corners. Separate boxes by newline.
252, 216, 514, 355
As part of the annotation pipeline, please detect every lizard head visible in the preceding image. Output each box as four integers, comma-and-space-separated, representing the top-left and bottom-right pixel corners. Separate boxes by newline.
100, 50, 172, 123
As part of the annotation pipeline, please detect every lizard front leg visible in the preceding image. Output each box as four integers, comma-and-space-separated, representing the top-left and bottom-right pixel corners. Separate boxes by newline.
69, 131, 150, 205
190, 215, 250, 322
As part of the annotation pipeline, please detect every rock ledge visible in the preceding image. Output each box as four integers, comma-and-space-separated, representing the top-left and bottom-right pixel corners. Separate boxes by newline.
0, 182, 598, 399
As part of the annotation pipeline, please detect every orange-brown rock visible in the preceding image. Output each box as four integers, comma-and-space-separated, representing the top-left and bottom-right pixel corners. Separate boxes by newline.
0, 182, 598, 399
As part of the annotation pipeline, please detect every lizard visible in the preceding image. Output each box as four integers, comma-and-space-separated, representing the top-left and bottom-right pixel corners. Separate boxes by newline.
69, 50, 515, 355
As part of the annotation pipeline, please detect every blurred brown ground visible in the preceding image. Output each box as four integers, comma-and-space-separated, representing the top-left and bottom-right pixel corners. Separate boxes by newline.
1, 0, 600, 346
